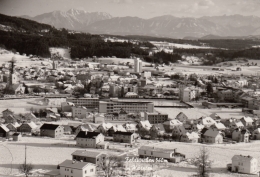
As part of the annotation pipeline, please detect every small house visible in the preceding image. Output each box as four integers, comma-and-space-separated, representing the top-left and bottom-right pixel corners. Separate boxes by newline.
202, 128, 223, 144
150, 124, 165, 140
231, 155, 258, 174
232, 128, 250, 143
18, 121, 37, 133
113, 131, 135, 144
240, 117, 254, 127
59, 159, 96, 177
180, 132, 199, 143
76, 131, 105, 149
13, 132, 22, 141
252, 128, 260, 140
40, 123, 64, 138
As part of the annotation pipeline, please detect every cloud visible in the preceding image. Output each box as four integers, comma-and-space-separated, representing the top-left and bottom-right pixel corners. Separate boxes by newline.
198, 0, 215, 7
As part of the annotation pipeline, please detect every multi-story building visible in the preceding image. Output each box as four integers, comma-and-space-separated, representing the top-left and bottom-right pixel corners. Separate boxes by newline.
144, 112, 168, 124
179, 85, 199, 102
66, 98, 99, 108
134, 58, 142, 73
75, 131, 105, 148
113, 131, 135, 144
72, 106, 87, 119
231, 155, 258, 174
59, 159, 96, 177
40, 123, 64, 138
99, 98, 154, 114
241, 96, 254, 109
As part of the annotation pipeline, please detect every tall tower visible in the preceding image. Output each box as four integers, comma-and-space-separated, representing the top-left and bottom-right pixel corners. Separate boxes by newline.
8, 56, 17, 86
134, 58, 142, 73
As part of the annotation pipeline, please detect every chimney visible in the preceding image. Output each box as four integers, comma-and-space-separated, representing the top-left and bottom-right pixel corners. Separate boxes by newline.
72, 160, 76, 164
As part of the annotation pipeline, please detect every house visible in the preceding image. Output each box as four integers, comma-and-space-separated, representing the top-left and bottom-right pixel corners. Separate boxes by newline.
163, 120, 183, 133
75, 124, 96, 136
172, 125, 186, 140
59, 159, 96, 177
176, 112, 189, 123
0, 124, 10, 137
18, 121, 37, 133
232, 129, 250, 143
23, 113, 37, 122
252, 128, 260, 140
72, 106, 87, 119
13, 132, 21, 141
150, 124, 165, 140
2, 108, 14, 119
107, 125, 126, 137
96, 123, 113, 136
118, 108, 128, 120
210, 122, 226, 131
240, 117, 254, 127
229, 119, 244, 129
63, 125, 73, 135
138, 146, 185, 163
40, 123, 64, 138
6, 122, 20, 132
231, 155, 258, 174
194, 117, 216, 128
72, 150, 107, 167
144, 112, 168, 124
123, 123, 137, 133
113, 131, 135, 144
191, 124, 205, 132
3, 115, 17, 124
76, 131, 105, 148
202, 128, 223, 144
136, 120, 152, 137
180, 132, 199, 143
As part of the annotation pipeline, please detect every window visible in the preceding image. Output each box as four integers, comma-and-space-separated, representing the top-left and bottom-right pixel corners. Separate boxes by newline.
144, 151, 146, 154
85, 170, 87, 174
90, 169, 94, 172
71, 169, 73, 173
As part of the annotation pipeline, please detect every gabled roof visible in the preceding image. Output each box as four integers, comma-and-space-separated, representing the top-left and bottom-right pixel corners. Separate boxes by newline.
3, 109, 14, 113
13, 132, 21, 136
76, 131, 102, 139
240, 116, 254, 123
152, 124, 165, 132
114, 131, 133, 136
40, 123, 60, 130
0, 124, 9, 132
204, 129, 221, 137
232, 155, 255, 162
59, 160, 95, 170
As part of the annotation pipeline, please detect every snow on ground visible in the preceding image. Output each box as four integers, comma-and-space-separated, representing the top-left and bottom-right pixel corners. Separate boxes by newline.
49, 47, 71, 59
150, 41, 214, 49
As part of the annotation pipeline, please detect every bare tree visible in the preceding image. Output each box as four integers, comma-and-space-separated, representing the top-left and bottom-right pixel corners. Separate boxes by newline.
192, 147, 212, 177
19, 162, 33, 177
99, 155, 124, 177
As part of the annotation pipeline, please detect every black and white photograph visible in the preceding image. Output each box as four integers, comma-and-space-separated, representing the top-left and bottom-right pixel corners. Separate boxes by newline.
1, 0, 260, 176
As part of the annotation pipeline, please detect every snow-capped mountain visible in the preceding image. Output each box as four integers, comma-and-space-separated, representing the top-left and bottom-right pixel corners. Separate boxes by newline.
26, 9, 112, 30
23, 10, 260, 38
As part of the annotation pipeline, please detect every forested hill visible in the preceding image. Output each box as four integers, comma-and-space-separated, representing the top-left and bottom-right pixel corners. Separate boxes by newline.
0, 13, 152, 59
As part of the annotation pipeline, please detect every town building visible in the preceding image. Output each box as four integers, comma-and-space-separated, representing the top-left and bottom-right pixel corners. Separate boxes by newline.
240, 117, 254, 127
179, 85, 199, 102
12, 132, 21, 141
163, 119, 183, 133
231, 155, 258, 174
18, 122, 37, 133
59, 159, 96, 177
66, 98, 99, 108
40, 123, 64, 138
150, 124, 165, 140
144, 112, 168, 124
99, 98, 154, 114
134, 58, 142, 73
71, 150, 107, 167
202, 129, 223, 144
252, 128, 260, 140
72, 106, 87, 119
138, 146, 185, 163
113, 131, 135, 144
75, 131, 105, 148
6, 122, 20, 132
232, 129, 250, 143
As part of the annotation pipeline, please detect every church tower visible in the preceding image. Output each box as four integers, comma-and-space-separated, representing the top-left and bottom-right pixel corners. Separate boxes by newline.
8, 56, 17, 86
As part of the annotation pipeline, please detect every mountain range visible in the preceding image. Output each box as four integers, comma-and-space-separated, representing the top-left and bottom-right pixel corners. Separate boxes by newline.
22, 9, 260, 39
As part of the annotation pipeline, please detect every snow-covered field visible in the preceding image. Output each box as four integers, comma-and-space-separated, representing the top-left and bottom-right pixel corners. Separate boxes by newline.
1, 137, 259, 177
150, 41, 214, 49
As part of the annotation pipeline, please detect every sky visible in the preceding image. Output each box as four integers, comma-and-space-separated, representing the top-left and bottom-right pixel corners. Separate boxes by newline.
0, 0, 260, 18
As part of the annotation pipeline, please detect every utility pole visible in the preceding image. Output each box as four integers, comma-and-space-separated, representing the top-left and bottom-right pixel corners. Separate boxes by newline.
25, 145, 27, 166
